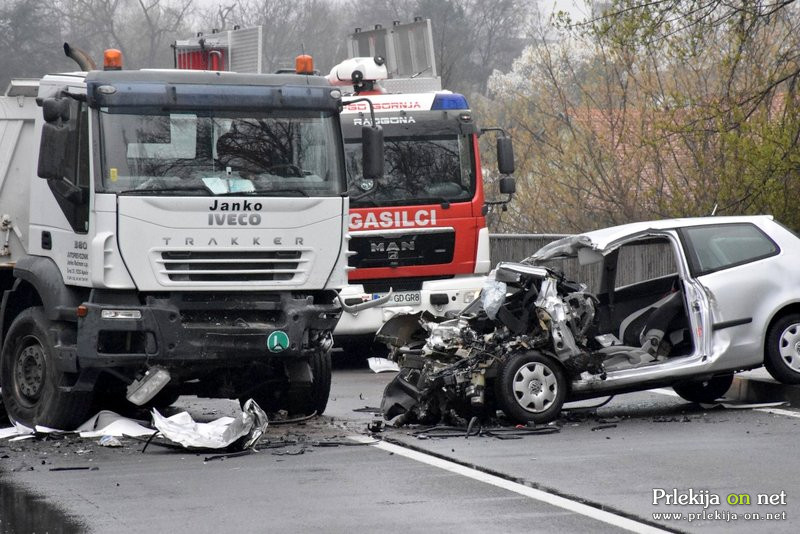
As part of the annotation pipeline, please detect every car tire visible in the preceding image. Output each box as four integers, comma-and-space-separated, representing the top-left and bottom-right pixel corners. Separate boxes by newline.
764, 313, 800, 384
672, 373, 734, 403
495, 351, 567, 424
0, 307, 93, 430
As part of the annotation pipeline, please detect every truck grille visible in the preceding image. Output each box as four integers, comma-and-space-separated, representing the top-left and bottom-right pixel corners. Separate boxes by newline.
158, 250, 304, 282
348, 230, 455, 269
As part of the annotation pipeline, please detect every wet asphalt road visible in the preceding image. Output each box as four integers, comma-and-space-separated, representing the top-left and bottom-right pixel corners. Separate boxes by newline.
1, 365, 799, 533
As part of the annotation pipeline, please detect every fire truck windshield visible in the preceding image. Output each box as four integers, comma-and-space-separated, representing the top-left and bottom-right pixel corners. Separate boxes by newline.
97, 109, 344, 196
344, 121, 476, 207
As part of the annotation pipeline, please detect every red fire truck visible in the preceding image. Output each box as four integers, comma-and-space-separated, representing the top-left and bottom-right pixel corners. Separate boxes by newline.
329, 22, 515, 348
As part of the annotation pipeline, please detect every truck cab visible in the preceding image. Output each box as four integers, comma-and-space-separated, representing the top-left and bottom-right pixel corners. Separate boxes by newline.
337, 91, 494, 337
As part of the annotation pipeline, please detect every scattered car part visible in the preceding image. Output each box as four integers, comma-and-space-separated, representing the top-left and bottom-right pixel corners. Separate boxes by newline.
367, 357, 400, 373
97, 435, 122, 447
151, 398, 268, 450
126, 366, 171, 406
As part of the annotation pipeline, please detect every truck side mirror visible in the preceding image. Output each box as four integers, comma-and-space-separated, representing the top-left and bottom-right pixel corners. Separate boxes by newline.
38, 98, 72, 180
499, 176, 516, 195
42, 98, 70, 124
497, 136, 515, 175
38, 124, 70, 180
361, 125, 384, 180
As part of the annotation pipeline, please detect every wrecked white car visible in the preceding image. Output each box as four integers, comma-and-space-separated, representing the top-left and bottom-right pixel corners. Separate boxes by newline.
378, 215, 800, 425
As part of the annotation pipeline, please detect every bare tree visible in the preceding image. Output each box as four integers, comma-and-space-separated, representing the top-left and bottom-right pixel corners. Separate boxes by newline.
466, 0, 530, 94
50, 0, 196, 69
0, 0, 65, 89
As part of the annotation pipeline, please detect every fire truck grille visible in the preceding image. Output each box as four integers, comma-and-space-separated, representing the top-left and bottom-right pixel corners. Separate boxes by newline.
348, 230, 455, 269
158, 250, 304, 282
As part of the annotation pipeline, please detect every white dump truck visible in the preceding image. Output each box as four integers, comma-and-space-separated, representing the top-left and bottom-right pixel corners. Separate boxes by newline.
0, 45, 383, 429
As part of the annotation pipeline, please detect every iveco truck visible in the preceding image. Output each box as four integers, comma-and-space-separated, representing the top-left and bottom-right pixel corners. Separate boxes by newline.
0, 46, 382, 429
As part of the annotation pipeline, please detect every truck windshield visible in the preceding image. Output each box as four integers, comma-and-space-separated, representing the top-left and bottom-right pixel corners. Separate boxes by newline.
97, 109, 343, 196
343, 120, 475, 207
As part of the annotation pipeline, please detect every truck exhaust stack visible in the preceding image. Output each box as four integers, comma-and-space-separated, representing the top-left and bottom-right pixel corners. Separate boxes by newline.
63, 43, 97, 71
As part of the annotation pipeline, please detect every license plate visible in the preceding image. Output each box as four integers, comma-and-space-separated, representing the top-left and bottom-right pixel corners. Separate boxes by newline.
376, 291, 421, 307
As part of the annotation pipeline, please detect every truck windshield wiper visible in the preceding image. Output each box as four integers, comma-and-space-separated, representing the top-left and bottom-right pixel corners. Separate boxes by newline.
254, 189, 309, 197
427, 196, 453, 209
350, 196, 378, 207
214, 190, 265, 197
118, 186, 212, 195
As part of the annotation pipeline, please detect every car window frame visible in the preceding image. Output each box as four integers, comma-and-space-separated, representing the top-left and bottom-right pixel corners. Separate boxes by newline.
678, 222, 780, 277
610, 236, 679, 291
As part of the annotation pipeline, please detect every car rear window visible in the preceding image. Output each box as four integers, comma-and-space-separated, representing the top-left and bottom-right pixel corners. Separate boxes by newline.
680, 223, 779, 276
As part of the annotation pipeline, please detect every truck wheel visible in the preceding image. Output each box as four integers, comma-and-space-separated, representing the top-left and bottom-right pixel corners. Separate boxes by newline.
312, 349, 332, 414
672, 373, 733, 403
0, 307, 93, 430
306, 349, 332, 415
145, 387, 182, 409
495, 351, 567, 425
243, 351, 332, 416
764, 313, 800, 384
286, 349, 332, 416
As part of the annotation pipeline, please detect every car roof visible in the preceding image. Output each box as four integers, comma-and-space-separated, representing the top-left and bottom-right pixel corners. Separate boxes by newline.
530, 215, 776, 261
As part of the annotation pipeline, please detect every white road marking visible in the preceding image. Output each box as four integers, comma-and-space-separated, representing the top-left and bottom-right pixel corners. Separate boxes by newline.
350, 434, 671, 534
753, 407, 800, 418
648, 388, 800, 418
649, 388, 680, 397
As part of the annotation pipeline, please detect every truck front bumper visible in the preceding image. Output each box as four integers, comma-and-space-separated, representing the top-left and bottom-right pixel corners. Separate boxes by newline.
334, 276, 485, 337
75, 291, 341, 368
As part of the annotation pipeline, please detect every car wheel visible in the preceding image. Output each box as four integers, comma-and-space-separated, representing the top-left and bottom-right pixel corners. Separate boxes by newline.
672, 373, 734, 403
764, 313, 800, 384
495, 351, 567, 424
0, 307, 93, 430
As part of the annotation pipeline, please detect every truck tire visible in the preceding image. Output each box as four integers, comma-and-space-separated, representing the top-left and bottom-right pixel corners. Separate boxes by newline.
672, 373, 734, 403
243, 351, 332, 416
145, 387, 182, 409
291, 349, 332, 416
0, 307, 93, 430
495, 351, 567, 425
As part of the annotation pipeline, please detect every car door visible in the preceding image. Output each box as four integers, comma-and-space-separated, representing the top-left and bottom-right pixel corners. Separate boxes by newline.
678, 222, 782, 369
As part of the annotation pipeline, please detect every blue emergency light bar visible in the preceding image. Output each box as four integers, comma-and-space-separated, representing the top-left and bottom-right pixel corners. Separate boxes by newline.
431, 93, 469, 110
